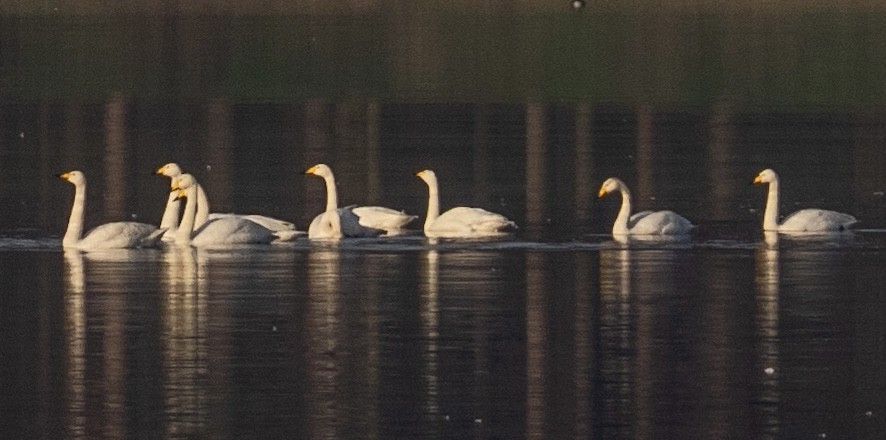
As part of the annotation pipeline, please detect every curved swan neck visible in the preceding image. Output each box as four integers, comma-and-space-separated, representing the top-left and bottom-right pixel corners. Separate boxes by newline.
159, 191, 181, 231
323, 173, 338, 212
64, 181, 86, 247
175, 186, 198, 245
612, 184, 633, 235
195, 183, 210, 229
763, 179, 780, 231
423, 175, 440, 232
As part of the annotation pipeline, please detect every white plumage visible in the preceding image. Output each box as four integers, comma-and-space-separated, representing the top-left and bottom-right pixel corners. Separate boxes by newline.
597, 177, 694, 237
58, 171, 165, 250
753, 168, 857, 233
416, 169, 516, 238
305, 163, 414, 239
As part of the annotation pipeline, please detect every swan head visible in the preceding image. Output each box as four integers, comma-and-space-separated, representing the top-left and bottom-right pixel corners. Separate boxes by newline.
156, 163, 182, 177
305, 164, 334, 179
753, 168, 778, 184
597, 177, 625, 198
171, 173, 197, 192
416, 169, 437, 185
57, 170, 86, 186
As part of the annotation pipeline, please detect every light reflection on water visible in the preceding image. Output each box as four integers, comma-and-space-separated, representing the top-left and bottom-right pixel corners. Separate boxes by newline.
0, 233, 880, 438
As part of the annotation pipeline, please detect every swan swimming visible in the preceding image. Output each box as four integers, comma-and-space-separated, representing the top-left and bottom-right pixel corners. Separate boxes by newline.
155, 162, 298, 238
415, 169, 516, 238
753, 168, 857, 233
597, 177, 694, 236
58, 171, 165, 249
172, 174, 289, 247
305, 163, 414, 239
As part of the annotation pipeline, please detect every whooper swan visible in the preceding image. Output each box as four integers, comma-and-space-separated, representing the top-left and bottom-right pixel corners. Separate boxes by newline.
58, 171, 165, 249
155, 163, 298, 239
415, 169, 516, 238
753, 168, 857, 233
305, 164, 414, 238
172, 174, 282, 247
597, 177, 694, 236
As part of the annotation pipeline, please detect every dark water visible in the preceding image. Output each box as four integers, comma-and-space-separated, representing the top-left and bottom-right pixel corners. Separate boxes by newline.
2, 9, 886, 440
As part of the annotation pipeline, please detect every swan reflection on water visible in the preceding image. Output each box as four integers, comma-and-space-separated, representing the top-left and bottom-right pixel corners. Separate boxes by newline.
755, 231, 781, 437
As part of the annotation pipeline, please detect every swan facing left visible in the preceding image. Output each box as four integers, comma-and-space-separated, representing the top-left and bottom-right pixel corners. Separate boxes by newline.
753, 168, 858, 233
58, 171, 165, 249
155, 162, 299, 238
416, 169, 517, 238
171, 174, 286, 247
305, 163, 414, 239
597, 177, 694, 236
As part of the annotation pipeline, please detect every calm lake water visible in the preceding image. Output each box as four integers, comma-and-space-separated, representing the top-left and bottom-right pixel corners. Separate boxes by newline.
2, 7, 886, 440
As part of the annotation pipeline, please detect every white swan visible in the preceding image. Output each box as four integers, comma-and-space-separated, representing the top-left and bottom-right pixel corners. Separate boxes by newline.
305, 164, 414, 238
172, 174, 280, 247
416, 169, 516, 238
58, 171, 165, 249
753, 168, 857, 233
597, 177, 694, 236
155, 162, 298, 235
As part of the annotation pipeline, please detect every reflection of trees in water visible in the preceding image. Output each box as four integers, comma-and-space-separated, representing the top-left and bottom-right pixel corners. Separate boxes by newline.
597, 244, 754, 438
522, 250, 595, 439
20, 95, 878, 239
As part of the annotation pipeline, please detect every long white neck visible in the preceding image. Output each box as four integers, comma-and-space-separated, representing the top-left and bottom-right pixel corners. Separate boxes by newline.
159, 190, 180, 231
195, 183, 210, 229
423, 175, 441, 233
175, 186, 198, 245
612, 184, 633, 236
323, 173, 338, 212
63, 182, 86, 247
762, 179, 780, 231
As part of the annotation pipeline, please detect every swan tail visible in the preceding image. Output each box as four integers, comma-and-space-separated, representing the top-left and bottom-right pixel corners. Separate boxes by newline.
272, 230, 307, 243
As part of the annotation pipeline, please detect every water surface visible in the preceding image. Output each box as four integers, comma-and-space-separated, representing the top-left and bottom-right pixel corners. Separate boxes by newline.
2, 7, 886, 440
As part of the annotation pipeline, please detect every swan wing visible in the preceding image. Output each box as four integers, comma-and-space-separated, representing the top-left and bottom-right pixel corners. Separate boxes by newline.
338, 208, 385, 237
427, 207, 516, 237
352, 206, 417, 232
779, 209, 858, 232
208, 213, 297, 232
629, 210, 694, 236
79, 222, 165, 249
190, 217, 275, 246
628, 210, 655, 224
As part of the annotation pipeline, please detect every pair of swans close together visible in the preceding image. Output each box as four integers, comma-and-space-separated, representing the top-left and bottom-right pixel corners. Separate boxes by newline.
303, 164, 516, 240
58, 163, 517, 249
596, 168, 857, 237
57, 165, 857, 250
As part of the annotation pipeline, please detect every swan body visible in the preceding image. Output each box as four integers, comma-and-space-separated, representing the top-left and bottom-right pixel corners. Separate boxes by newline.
58, 171, 165, 250
307, 207, 383, 239
753, 168, 857, 233
172, 174, 278, 247
155, 162, 298, 236
597, 177, 694, 236
416, 169, 516, 238
305, 164, 406, 238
